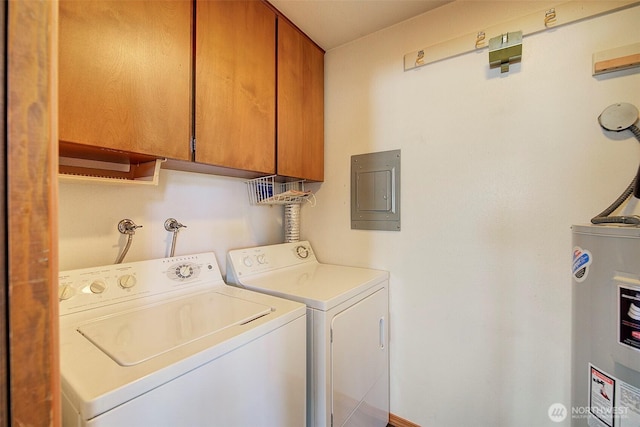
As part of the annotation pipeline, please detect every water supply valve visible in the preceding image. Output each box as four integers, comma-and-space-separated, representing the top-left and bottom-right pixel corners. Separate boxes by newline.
164, 218, 186, 233
116, 219, 142, 263
165, 218, 187, 257
118, 218, 142, 235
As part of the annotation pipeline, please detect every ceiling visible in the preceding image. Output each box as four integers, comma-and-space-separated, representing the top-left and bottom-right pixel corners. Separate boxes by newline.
269, 0, 453, 51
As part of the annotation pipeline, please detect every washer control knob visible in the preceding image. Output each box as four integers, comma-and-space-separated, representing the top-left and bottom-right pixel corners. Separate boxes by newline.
176, 264, 193, 279
58, 284, 75, 301
243, 256, 253, 267
89, 280, 107, 294
118, 274, 137, 289
256, 254, 267, 264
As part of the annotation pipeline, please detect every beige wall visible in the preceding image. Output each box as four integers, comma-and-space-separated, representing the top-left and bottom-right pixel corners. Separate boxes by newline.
302, 3, 640, 426
58, 170, 284, 274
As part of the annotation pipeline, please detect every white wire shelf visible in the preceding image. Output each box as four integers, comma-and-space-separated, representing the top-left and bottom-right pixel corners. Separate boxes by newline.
246, 175, 316, 206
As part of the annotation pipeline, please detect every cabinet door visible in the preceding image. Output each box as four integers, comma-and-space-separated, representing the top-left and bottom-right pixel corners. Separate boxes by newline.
277, 19, 324, 182
59, 0, 192, 161
195, 1, 276, 174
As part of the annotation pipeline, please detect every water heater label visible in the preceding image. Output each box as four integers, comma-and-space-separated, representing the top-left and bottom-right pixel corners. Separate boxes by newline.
589, 365, 615, 427
619, 284, 640, 352
573, 247, 592, 283
586, 364, 640, 426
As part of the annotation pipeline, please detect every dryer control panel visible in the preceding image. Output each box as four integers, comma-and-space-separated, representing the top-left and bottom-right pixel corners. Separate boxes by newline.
58, 253, 223, 316
227, 241, 317, 280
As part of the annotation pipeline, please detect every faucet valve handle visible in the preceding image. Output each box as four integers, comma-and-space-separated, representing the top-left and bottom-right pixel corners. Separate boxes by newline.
164, 218, 187, 232
118, 219, 142, 235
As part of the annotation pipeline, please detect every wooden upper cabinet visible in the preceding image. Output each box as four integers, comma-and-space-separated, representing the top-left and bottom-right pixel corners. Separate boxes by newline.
277, 18, 324, 182
195, 1, 276, 174
58, 0, 192, 161
58, 0, 322, 181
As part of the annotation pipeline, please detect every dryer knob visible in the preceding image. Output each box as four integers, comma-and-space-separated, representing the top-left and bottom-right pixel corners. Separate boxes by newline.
243, 256, 253, 267
89, 280, 107, 294
58, 284, 75, 301
118, 274, 137, 289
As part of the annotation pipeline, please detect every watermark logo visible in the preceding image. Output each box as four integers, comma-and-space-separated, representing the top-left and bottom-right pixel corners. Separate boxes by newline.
548, 403, 568, 423
548, 403, 629, 422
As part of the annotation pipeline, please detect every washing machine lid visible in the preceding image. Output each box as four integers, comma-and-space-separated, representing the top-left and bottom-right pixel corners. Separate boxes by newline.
235, 263, 389, 311
77, 291, 272, 366
60, 262, 307, 422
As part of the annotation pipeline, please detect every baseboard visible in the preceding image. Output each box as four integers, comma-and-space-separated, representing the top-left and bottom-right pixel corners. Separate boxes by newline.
389, 413, 421, 427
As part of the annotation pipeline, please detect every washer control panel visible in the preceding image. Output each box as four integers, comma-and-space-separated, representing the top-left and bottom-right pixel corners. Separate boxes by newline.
59, 253, 222, 316
227, 241, 316, 279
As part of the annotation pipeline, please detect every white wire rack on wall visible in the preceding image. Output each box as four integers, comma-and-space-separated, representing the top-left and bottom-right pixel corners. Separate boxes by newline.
246, 175, 316, 206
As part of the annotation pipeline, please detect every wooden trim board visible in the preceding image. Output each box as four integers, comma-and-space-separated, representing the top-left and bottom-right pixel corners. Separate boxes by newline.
389, 413, 422, 427
7, 0, 60, 425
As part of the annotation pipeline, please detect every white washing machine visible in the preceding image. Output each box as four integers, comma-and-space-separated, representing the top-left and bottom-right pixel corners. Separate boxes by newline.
59, 252, 306, 427
226, 241, 389, 427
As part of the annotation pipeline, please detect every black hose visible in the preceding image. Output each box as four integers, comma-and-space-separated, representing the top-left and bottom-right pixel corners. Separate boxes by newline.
632, 125, 640, 198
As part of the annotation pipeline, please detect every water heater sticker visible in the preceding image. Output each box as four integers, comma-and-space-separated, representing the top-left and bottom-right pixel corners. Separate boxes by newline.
573, 247, 592, 283
589, 365, 615, 427
587, 364, 640, 426
619, 285, 640, 352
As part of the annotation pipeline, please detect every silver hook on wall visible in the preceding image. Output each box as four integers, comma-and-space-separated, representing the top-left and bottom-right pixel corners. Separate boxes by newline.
488, 31, 523, 73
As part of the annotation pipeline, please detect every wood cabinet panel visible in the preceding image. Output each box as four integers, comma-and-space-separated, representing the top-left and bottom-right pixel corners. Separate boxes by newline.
277, 18, 324, 182
7, 0, 60, 425
195, 1, 276, 174
0, 1, 6, 420
58, 0, 322, 182
59, 0, 192, 161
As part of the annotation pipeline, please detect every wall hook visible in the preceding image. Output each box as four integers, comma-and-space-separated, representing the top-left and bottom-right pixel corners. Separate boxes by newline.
414, 49, 425, 67
544, 8, 557, 27
475, 31, 486, 49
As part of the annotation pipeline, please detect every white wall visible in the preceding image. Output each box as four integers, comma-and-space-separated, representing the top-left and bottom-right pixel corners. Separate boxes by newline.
58, 170, 284, 275
301, 3, 640, 427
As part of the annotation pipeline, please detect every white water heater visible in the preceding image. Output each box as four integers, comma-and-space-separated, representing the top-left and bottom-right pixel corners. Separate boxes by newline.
572, 224, 640, 427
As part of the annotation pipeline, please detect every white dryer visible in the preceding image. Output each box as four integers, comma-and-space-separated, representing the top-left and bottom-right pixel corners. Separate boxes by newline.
226, 241, 389, 427
59, 252, 306, 427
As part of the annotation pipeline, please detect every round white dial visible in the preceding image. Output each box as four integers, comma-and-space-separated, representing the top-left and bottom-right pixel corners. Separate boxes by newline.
118, 274, 137, 289
167, 262, 201, 281
58, 284, 75, 301
256, 254, 267, 264
243, 256, 253, 267
89, 280, 107, 294
177, 264, 193, 279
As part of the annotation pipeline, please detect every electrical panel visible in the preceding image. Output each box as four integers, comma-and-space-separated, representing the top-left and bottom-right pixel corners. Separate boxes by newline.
351, 150, 401, 231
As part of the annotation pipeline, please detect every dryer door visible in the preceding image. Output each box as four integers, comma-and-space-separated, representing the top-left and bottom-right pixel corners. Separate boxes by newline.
331, 287, 389, 427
